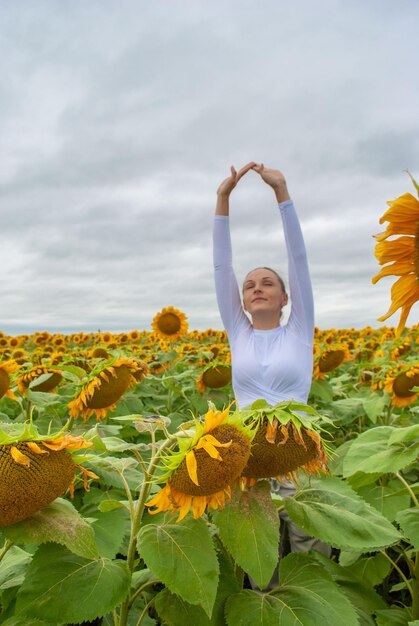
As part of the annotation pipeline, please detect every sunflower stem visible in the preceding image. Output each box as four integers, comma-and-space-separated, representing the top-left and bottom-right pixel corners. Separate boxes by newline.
135, 597, 155, 626
118, 437, 177, 626
380, 549, 413, 599
128, 578, 160, 610
395, 471, 419, 507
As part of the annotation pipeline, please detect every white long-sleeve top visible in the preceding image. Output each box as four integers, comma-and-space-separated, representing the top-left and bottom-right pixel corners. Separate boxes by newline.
213, 200, 314, 409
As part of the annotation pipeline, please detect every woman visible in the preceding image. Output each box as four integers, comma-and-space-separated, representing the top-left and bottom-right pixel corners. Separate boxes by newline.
213, 162, 330, 574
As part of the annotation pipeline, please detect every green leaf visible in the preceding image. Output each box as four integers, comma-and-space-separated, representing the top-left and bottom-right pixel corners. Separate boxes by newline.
90, 507, 130, 559
154, 545, 241, 626
342, 553, 391, 587
311, 552, 387, 625
284, 476, 402, 550
388, 424, 419, 445
375, 608, 412, 626
87, 456, 143, 490
0, 546, 32, 590
396, 508, 419, 549
15, 543, 130, 622
2, 499, 98, 559
138, 516, 219, 618
101, 436, 150, 452
0, 618, 52, 626
343, 426, 419, 476
330, 397, 366, 425
362, 395, 388, 424
309, 379, 334, 403
98, 499, 129, 512
213, 481, 279, 589
225, 553, 359, 626
357, 483, 411, 521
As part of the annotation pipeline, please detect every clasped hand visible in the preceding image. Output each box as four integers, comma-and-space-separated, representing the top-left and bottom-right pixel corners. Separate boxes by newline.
217, 162, 288, 198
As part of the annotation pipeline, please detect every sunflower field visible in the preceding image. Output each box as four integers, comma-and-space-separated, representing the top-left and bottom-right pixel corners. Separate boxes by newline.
0, 313, 417, 626
0, 178, 418, 626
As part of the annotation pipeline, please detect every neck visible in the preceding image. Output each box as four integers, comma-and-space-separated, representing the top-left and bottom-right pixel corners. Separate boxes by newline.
251, 312, 281, 330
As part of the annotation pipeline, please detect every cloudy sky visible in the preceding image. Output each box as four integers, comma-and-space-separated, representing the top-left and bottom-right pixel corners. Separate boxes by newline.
1, 0, 418, 335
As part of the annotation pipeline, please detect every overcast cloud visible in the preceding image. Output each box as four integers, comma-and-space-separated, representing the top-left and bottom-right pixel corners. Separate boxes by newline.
1, 0, 418, 334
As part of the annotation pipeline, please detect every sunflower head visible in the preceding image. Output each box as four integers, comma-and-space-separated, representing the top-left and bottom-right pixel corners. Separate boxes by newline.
68, 357, 141, 421
151, 306, 188, 342
238, 399, 330, 486
196, 364, 232, 393
313, 345, 351, 379
0, 423, 95, 527
17, 365, 62, 395
384, 363, 419, 407
146, 403, 253, 521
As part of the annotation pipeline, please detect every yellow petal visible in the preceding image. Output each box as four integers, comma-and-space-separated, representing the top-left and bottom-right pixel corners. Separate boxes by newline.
191, 495, 207, 519
186, 450, 199, 486
10, 446, 31, 467
26, 441, 49, 455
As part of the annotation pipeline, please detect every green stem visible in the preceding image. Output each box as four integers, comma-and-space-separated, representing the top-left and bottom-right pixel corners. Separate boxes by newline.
380, 549, 413, 598
0, 540, 13, 563
132, 450, 148, 475
135, 597, 155, 626
384, 404, 393, 426
395, 472, 419, 507
128, 579, 160, 610
118, 437, 176, 626
118, 471, 135, 520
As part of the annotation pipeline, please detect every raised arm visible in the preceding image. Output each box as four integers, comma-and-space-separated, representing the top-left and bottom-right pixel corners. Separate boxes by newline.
213, 164, 255, 336
252, 164, 314, 343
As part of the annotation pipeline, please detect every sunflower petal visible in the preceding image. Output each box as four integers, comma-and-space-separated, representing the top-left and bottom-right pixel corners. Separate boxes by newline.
10, 446, 31, 467
185, 450, 199, 485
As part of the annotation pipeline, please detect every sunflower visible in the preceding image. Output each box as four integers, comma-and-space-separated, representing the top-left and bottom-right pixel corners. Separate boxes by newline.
17, 365, 62, 395
151, 306, 188, 342
68, 357, 141, 421
196, 364, 232, 393
146, 404, 253, 521
91, 347, 110, 360
129, 330, 141, 343
313, 346, 351, 379
384, 363, 419, 408
0, 424, 96, 527
372, 173, 419, 337
239, 400, 330, 486
0, 361, 20, 401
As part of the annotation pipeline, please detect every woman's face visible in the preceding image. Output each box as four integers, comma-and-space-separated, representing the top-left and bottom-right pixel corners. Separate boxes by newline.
242, 268, 288, 317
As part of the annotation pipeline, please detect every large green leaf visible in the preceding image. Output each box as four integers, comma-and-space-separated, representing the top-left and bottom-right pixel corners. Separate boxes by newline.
89, 507, 130, 559
284, 476, 402, 550
343, 426, 419, 477
212, 481, 279, 589
341, 553, 391, 587
2, 499, 98, 559
225, 553, 359, 626
15, 543, 130, 622
396, 508, 419, 549
154, 544, 241, 626
356, 483, 411, 522
0, 546, 32, 591
312, 552, 387, 625
137, 516, 219, 618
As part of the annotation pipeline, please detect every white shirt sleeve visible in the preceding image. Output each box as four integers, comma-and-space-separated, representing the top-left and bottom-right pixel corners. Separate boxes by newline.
213, 215, 249, 338
279, 200, 314, 344
213, 201, 314, 344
